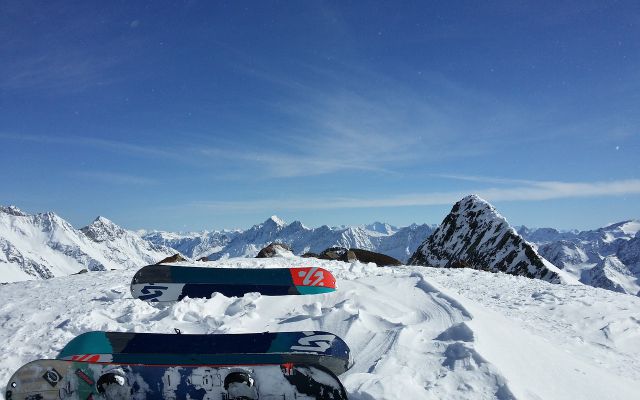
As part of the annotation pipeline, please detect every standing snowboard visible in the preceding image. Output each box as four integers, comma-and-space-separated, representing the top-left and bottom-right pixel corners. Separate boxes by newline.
6, 359, 348, 400
57, 331, 351, 376
131, 265, 336, 301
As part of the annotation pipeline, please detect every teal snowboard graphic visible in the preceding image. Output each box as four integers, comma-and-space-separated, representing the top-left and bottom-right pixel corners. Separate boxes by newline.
57, 331, 352, 376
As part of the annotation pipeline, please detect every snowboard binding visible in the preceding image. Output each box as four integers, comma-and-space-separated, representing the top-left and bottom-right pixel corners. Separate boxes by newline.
224, 371, 257, 400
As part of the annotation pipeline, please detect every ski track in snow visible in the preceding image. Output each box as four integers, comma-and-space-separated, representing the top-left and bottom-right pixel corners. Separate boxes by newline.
1, 258, 639, 399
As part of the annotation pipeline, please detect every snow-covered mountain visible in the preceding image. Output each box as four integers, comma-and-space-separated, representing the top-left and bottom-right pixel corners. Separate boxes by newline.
523, 221, 640, 295
1, 258, 638, 400
142, 230, 241, 260
80, 216, 176, 270
189, 216, 434, 262
0, 206, 175, 283
408, 195, 566, 283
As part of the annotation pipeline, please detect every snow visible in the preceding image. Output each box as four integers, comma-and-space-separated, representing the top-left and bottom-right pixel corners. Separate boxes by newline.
1, 258, 639, 399
541, 258, 581, 285
620, 221, 640, 236
424, 268, 640, 399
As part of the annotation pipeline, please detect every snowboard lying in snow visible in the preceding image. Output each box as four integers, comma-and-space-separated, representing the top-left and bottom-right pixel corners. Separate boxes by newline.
6, 359, 348, 400
57, 331, 352, 376
131, 265, 336, 301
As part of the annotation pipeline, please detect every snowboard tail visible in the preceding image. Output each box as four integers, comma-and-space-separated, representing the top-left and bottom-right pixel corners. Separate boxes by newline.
57, 331, 352, 375
6, 359, 348, 400
131, 265, 336, 301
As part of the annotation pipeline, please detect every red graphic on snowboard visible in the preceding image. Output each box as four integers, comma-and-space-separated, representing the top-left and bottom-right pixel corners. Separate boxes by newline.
290, 267, 336, 289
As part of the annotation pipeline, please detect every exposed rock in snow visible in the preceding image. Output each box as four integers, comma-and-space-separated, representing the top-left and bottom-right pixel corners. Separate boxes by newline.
0, 205, 27, 217
409, 195, 562, 283
255, 243, 294, 258
311, 246, 401, 267
156, 253, 188, 264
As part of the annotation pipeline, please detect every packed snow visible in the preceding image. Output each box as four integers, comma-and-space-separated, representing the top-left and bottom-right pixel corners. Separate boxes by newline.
1, 257, 638, 399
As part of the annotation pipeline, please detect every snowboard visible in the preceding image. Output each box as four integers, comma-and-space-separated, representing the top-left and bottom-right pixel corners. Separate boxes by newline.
6, 359, 348, 400
57, 331, 351, 376
131, 265, 336, 301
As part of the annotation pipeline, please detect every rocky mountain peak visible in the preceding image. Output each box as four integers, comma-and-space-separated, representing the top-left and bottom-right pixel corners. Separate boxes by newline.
287, 220, 307, 230
365, 222, 396, 235
0, 205, 28, 217
409, 195, 561, 283
262, 215, 286, 230
81, 216, 126, 242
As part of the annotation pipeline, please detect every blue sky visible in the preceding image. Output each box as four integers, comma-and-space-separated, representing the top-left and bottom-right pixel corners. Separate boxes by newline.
1, 1, 639, 231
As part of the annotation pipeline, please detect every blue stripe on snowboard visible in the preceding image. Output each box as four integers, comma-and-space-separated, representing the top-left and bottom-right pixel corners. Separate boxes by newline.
169, 267, 294, 285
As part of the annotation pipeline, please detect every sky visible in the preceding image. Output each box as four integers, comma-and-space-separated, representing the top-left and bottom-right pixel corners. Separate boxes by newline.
1, 0, 639, 232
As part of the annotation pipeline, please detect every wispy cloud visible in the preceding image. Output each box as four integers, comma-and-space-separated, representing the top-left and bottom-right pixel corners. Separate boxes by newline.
199, 59, 534, 178
0, 133, 196, 164
188, 178, 640, 212
74, 171, 159, 185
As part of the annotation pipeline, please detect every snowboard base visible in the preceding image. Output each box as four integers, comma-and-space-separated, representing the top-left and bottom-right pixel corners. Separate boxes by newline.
6, 359, 347, 400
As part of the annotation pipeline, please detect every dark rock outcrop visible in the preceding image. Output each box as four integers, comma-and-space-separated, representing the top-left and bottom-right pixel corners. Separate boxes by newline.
348, 248, 402, 266
256, 242, 293, 258
314, 246, 401, 267
318, 247, 348, 261
156, 253, 187, 264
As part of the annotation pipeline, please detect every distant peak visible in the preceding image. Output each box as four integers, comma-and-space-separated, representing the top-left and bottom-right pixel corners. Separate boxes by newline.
265, 215, 286, 226
92, 216, 115, 225
365, 221, 395, 234
288, 220, 308, 230
81, 215, 125, 242
457, 194, 501, 216
0, 205, 27, 216
460, 194, 490, 206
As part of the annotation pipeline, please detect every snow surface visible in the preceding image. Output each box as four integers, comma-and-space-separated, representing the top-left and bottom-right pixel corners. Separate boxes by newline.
1, 258, 639, 399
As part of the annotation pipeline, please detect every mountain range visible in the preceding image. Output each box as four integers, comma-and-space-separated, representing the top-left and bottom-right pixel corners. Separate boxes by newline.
0, 206, 174, 282
519, 220, 640, 295
1, 201, 638, 296
142, 216, 434, 263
